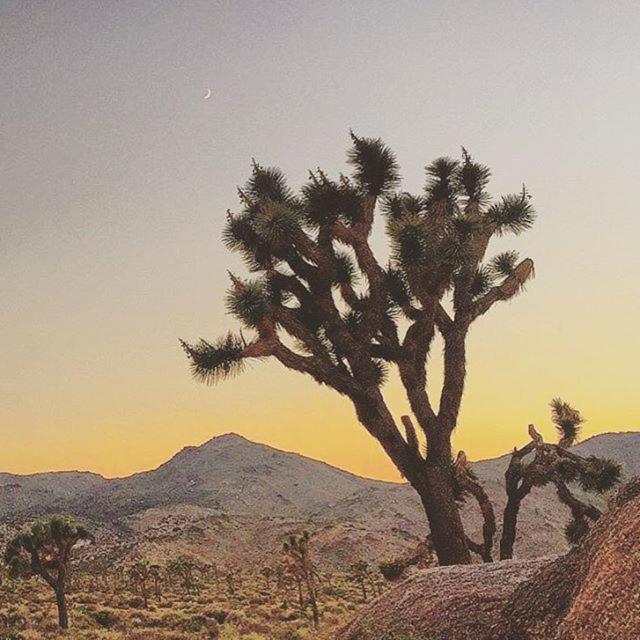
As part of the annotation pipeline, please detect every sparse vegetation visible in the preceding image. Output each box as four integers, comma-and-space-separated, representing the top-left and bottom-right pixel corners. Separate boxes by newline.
0, 532, 389, 640
283, 532, 320, 628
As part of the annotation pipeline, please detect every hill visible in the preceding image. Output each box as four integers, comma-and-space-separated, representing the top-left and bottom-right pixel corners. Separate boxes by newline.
0, 431, 638, 567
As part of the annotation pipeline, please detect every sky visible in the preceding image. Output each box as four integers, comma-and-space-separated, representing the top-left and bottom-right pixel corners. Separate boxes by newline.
1, 1, 639, 481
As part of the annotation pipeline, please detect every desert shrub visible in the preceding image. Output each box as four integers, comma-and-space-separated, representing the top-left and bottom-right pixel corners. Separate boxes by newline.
127, 596, 147, 609
205, 608, 229, 624
0, 632, 26, 640
90, 608, 120, 628
278, 609, 299, 621
321, 583, 345, 597
378, 559, 405, 581
178, 613, 219, 636
0, 610, 27, 632
373, 634, 435, 640
276, 629, 308, 640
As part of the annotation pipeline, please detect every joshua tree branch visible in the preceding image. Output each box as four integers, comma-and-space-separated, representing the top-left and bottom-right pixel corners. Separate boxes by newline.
554, 480, 601, 522
454, 451, 496, 562
470, 258, 534, 321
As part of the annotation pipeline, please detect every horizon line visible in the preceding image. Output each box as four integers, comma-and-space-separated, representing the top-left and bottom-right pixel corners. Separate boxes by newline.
1, 428, 638, 485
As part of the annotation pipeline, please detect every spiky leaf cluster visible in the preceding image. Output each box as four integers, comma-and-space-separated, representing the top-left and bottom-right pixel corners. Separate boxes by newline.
486, 187, 535, 235
550, 398, 585, 445
489, 250, 519, 278
457, 148, 491, 205
564, 518, 590, 545
348, 132, 400, 196
578, 456, 622, 493
225, 278, 271, 328
180, 333, 245, 385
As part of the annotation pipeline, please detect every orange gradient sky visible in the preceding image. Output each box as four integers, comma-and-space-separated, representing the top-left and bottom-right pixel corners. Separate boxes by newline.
2, 1, 639, 481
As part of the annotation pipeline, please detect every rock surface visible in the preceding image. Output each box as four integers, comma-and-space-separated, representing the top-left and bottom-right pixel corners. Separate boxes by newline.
340, 557, 553, 640
341, 477, 640, 640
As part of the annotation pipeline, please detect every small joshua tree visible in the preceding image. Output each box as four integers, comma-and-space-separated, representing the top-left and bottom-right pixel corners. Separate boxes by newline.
182, 134, 536, 565
151, 564, 162, 600
128, 561, 161, 608
283, 531, 319, 627
261, 565, 273, 590
167, 555, 200, 594
349, 560, 374, 602
498, 399, 622, 559
225, 569, 235, 595
4, 516, 92, 629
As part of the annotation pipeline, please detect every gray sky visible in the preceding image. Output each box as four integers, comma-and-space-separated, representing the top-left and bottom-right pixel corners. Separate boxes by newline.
2, 1, 639, 478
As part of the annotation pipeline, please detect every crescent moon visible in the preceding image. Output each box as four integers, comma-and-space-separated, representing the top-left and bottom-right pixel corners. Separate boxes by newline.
204, 88, 212, 100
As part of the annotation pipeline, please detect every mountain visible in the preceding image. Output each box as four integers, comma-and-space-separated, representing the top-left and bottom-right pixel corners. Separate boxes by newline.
0, 431, 638, 567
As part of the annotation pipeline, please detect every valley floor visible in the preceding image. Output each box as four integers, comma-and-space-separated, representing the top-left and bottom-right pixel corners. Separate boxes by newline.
0, 569, 382, 640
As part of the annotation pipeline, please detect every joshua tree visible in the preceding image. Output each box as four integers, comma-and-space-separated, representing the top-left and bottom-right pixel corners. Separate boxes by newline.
261, 565, 273, 589
498, 399, 622, 559
4, 516, 92, 629
128, 561, 161, 608
283, 531, 319, 627
452, 449, 497, 562
151, 564, 162, 600
349, 560, 374, 602
225, 569, 235, 595
167, 555, 200, 594
182, 134, 536, 565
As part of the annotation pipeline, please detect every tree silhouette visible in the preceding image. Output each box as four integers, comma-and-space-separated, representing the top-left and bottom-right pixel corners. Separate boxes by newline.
4, 516, 92, 629
167, 555, 200, 594
261, 565, 273, 590
349, 560, 375, 602
182, 134, 536, 565
497, 399, 622, 559
128, 561, 161, 608
283, 531, 319, 627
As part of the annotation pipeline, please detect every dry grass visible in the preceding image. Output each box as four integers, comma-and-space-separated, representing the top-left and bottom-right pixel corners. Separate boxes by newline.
0, 567, 386, 640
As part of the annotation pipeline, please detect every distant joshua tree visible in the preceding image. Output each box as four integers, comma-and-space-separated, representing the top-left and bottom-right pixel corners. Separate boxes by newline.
4, 516, 92, 629
349, 560, 375, 602
182, 133, 536, 565
261, 565, 273, 589
284, 531, 319, 627
225, 569, 235, 595
167, 555, 200, 594
128, 561, 162, 607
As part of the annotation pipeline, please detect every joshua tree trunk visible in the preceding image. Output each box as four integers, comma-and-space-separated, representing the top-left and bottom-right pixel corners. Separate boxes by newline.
356, 399, 471, 566
500, 492, 523, 560
55, 588, 68, 629
304, 572, 319, 628
414, 466, 471, 565
295, 575, 304, 611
